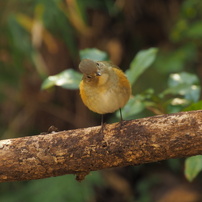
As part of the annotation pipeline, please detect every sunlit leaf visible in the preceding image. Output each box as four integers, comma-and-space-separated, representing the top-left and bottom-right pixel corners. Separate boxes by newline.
41, 69, 82, 90
185, 155, 202, 182
79, 48, 108, 61
161, 72, 200, 102
168, 72, 199, 86
166, 98, 190, 114
126, 47, 158, 85
170, 98, 189, 106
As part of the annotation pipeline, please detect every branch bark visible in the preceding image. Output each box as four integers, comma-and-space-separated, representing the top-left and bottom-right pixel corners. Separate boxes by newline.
0, 110, 202, 182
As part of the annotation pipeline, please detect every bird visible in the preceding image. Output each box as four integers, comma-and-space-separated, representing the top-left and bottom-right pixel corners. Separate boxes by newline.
79, 58, 131, 126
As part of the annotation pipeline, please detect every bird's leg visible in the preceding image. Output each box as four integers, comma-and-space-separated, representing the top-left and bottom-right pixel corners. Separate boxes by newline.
100, 114, 106, 133
118, 108, 124, 130
101, 114, 104, 126
119, 108, 123, 122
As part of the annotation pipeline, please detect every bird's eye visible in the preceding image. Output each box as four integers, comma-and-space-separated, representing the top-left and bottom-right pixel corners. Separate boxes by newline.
87, 75, 92, 79
96, 62, 100, 67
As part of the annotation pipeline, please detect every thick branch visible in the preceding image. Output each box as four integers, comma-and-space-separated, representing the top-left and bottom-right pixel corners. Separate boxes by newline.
0, 110, 202, 182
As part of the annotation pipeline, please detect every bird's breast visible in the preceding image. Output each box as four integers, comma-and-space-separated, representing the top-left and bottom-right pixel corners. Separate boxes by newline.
80, 81, 130, 114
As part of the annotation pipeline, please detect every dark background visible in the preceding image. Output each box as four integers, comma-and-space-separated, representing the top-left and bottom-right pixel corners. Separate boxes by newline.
0, 0, 202, 201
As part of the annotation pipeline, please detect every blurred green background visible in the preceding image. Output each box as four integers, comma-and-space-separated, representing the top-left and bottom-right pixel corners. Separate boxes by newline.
1, 0, 202, 201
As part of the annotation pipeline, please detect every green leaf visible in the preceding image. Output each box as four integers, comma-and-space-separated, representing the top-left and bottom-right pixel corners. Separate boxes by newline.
161, 72, 200, 102
0, 172, 103, 202
119, 95, 145, 119
185, 155, 202, 182
41, 69, 82, 90
117, 89, 155, 119
168, 72, 199, 86
79, 48, 109, 61
183, 100, 202, 111
126, 47, 158, 85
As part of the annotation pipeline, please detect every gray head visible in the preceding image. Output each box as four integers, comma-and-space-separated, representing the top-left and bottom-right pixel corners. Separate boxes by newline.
79, 59, 98, 75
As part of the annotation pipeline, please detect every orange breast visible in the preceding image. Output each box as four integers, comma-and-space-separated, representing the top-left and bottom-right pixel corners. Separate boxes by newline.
79, 67, 131, 114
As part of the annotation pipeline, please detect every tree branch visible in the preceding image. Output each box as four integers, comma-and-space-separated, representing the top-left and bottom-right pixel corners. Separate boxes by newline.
0, 110, 202, 182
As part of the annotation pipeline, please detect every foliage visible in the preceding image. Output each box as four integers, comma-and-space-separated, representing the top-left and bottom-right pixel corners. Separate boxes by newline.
0, 172, 103, 202
79, 48, 109, 61
185, 155, 202, 182
42, 47, 158, 89
1, 0, 202, 201
126, 48, 158, 85
41, 69, 82, 90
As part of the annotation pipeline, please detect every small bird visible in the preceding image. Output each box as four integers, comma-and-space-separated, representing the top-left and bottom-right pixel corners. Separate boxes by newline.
79, 58, 131, 125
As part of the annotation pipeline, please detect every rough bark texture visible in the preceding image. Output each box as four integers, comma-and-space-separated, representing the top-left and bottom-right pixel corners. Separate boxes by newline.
0, 110, 202, 182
